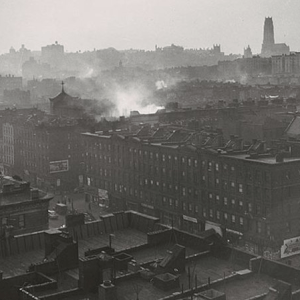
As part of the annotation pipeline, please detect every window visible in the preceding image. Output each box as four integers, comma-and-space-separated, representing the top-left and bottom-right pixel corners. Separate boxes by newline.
189, 203, 192, 211
208, 161, 212, 171
195, 205, 198, 213
209, 209, 213, 218
257, 221, 262, 233
216, 211, 220, 220
239, 200, 243, 207
194, 160, 198, 167
231, 215, 236, 223
223, 164, 227, 171
1, 217, 7, 228
169, 199, 172, 206
203, 208, 207, 217
230, 181, 235, 188
215, 163, 219, 171
286, 222, 291, 233
19, 215, 25, 229
256, 204, 261, 215
182, 188, 186, 196
215, 178, 219, 185
224, 212, 228, 220
248, 203, 252, 213
224, 197, 228, 205
238, 183, 243, 193
239, 217, 244, 226
231, 199, 235, 206
209, 193, 213, 199
266, 224, 271, 236
183, 203, 186, 211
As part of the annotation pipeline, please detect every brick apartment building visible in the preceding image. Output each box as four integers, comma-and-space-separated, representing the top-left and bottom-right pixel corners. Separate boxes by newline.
81, 125, 300, 256
0, 108, 84, 191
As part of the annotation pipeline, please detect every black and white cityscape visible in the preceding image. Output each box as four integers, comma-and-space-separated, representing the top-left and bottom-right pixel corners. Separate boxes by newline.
1, 1, 300, 299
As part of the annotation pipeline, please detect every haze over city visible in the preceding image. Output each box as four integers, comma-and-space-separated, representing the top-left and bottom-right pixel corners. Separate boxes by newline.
1, 0, 300, 55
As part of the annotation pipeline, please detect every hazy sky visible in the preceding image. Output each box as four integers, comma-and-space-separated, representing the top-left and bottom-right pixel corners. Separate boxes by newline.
1, 0, 300, 55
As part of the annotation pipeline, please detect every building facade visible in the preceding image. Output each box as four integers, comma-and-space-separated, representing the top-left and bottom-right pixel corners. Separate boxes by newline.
81, 128, 300, 257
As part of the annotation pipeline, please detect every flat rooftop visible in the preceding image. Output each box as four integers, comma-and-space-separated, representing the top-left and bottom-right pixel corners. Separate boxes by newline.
225, 153, 300, 164
0, 228, 147, 278
115, 256, 281, 300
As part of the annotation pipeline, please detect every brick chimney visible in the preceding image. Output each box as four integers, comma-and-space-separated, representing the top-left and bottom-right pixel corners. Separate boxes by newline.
98, 280, 117, 300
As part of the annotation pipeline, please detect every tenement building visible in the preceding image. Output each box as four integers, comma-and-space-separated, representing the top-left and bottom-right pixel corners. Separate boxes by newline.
0, 107, 84, 191
82, 126, 300, 257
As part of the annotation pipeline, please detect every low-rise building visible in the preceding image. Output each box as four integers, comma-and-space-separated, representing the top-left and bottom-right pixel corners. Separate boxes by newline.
0, 175, 53, 238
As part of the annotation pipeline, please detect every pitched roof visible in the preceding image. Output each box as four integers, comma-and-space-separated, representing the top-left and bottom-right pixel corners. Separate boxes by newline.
49, 89, 79, 103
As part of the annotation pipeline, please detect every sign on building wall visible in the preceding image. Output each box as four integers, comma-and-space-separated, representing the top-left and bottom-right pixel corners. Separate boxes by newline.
49, 160, 69, 173
281, 236, 300, 258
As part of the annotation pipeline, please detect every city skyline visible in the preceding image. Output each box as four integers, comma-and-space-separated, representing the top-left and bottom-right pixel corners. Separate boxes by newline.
1, 0, 300, 56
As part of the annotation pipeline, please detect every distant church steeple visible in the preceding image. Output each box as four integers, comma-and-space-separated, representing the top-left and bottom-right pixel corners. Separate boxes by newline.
243, 45, 252, 58
261, 17, 275, 56
263, 17, 275, 46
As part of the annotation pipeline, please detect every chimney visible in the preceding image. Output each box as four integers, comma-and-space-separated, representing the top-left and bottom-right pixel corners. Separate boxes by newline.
98, 280, 117, 300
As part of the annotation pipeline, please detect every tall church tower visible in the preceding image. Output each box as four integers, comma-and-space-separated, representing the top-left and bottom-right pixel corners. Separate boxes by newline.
261, 17, 275, 56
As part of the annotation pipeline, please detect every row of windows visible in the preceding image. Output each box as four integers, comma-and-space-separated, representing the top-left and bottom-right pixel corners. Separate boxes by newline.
203, 208, 244, 225
204, 177, 244, 192
1, 215, 25, 229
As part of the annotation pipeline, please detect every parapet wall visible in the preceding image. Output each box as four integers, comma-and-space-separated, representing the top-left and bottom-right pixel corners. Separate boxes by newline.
250, 256, 300, 286
0, 231, 45, 258
0, 210, 159, 258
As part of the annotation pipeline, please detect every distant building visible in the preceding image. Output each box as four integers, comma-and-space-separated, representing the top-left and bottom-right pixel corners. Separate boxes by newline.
41, 41, 64, 67
0, 108, 85, 191
22, 57, 51, 79
272, 52, 300, 75
243, 45, 253, 58
261, 17, 290, 57
0, 75, 22, 96
49, 83, 109, 119
3, 89, 30, 105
